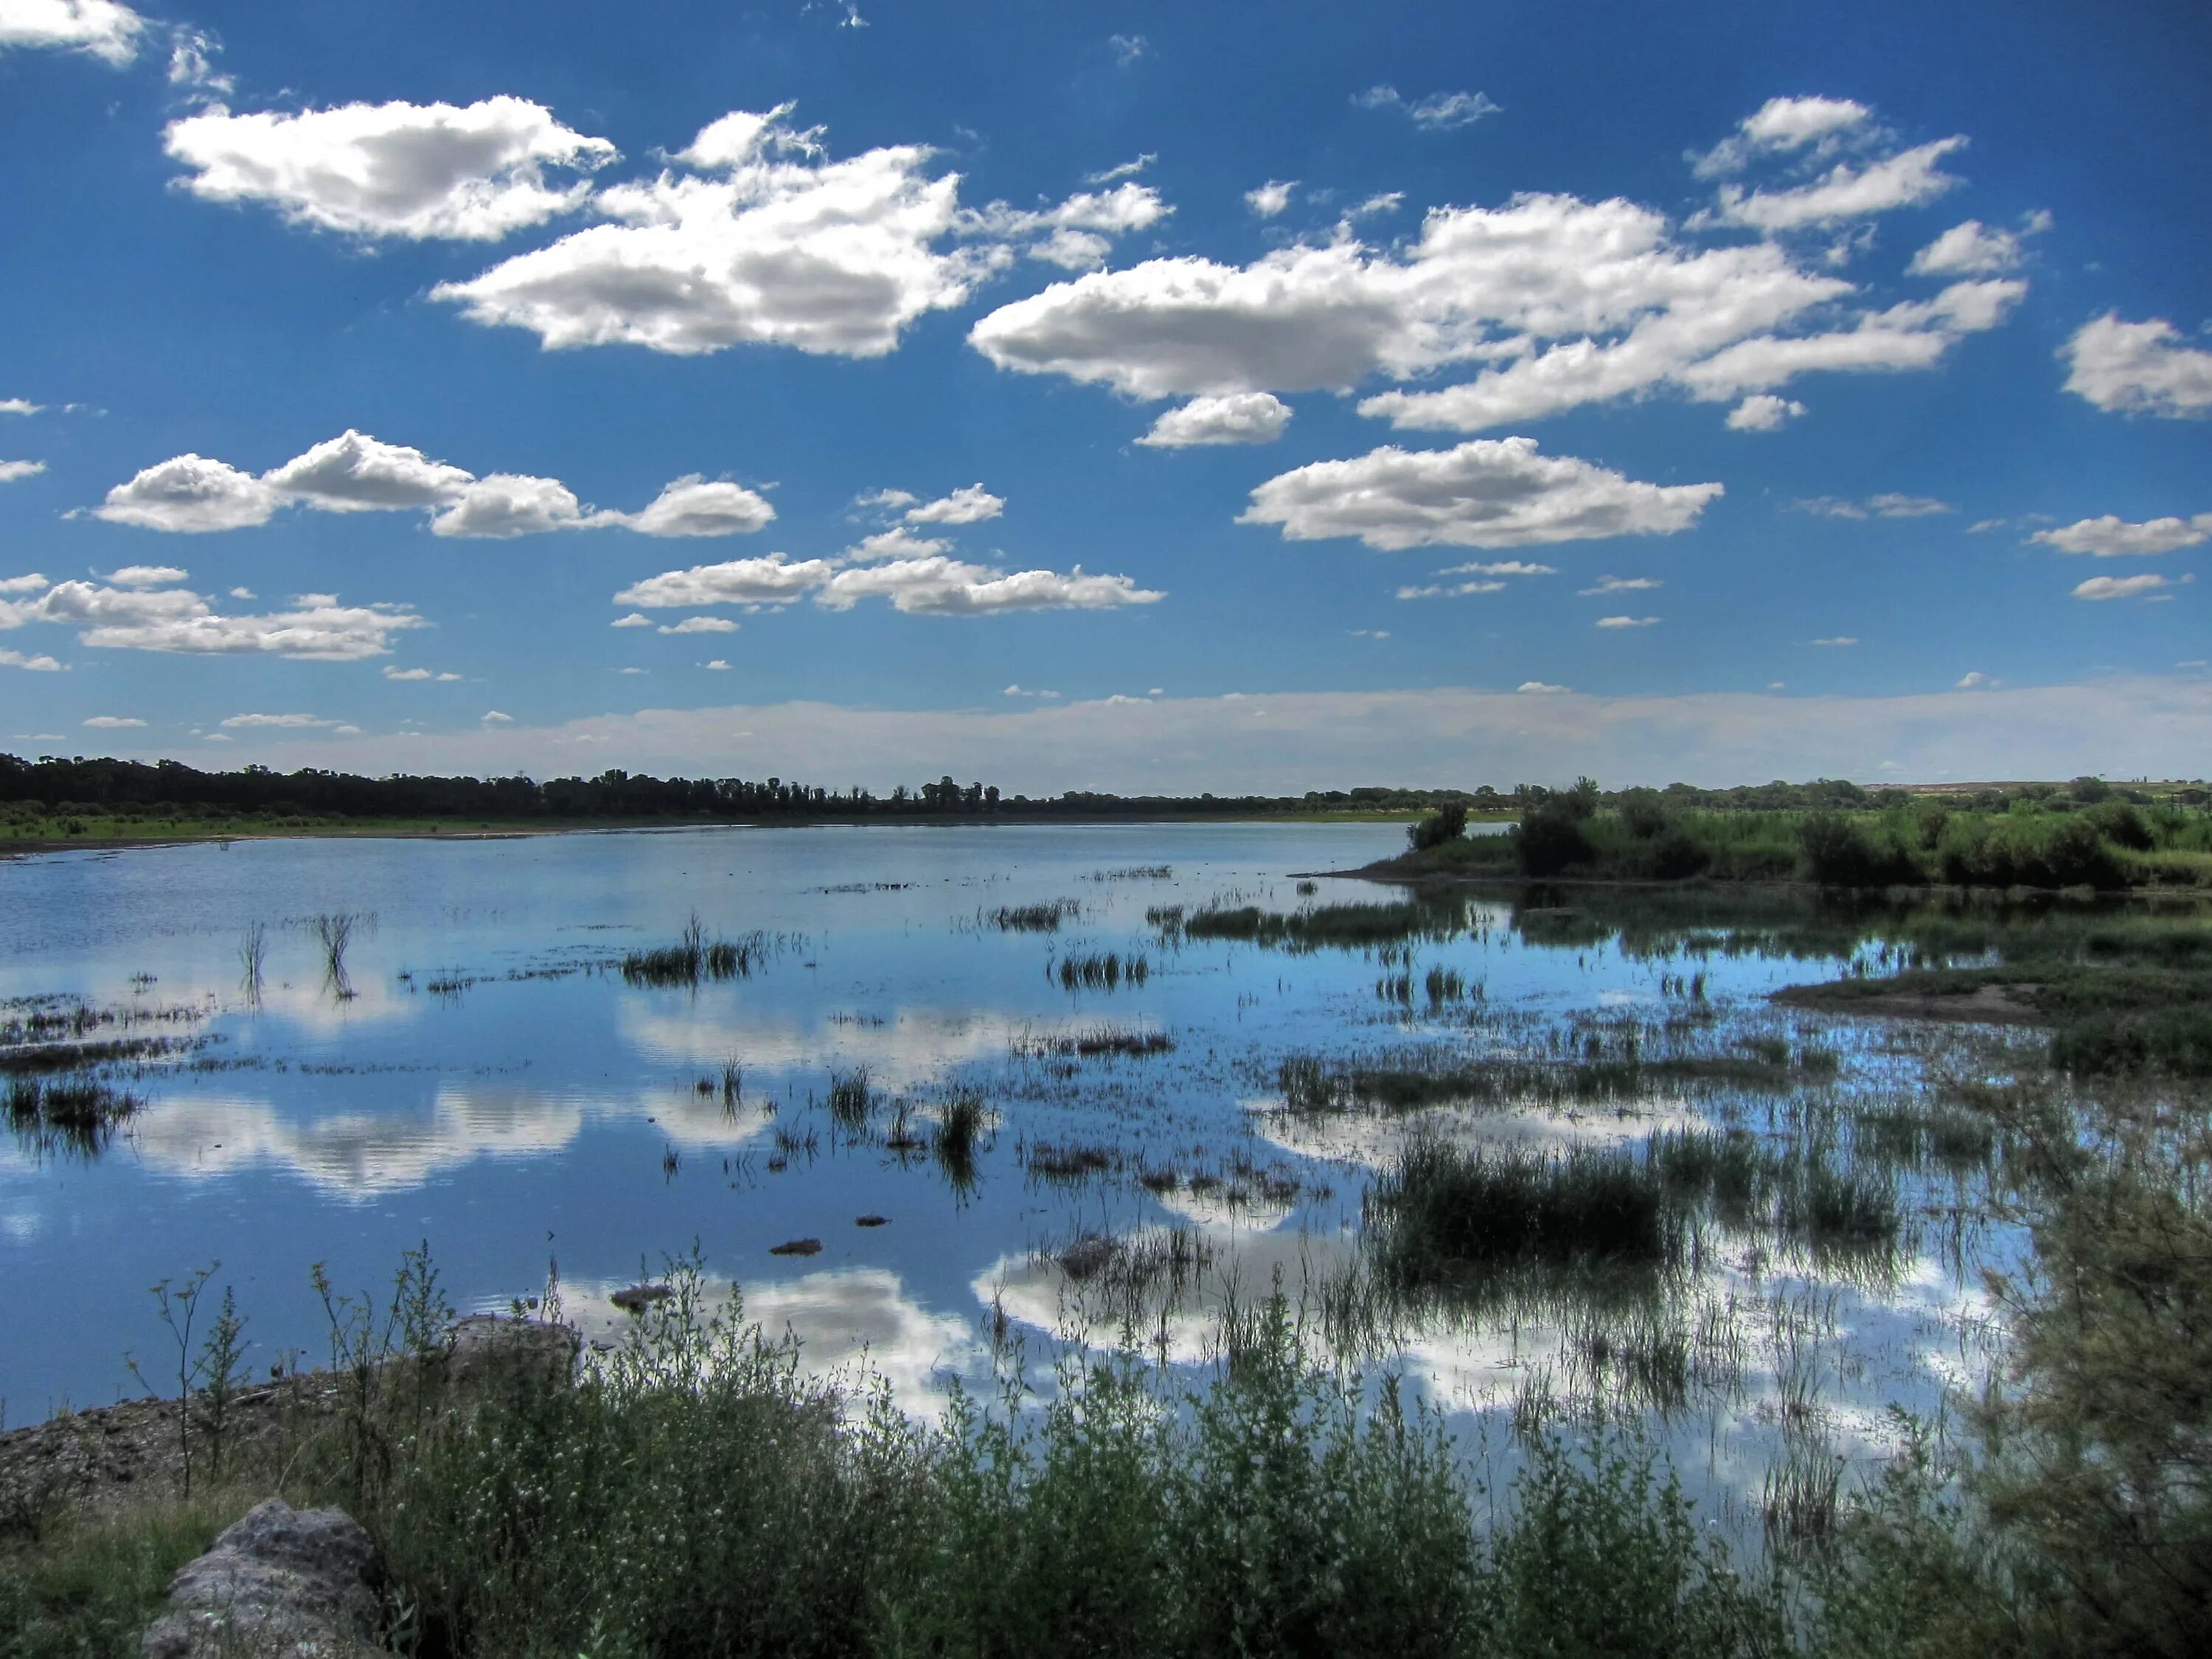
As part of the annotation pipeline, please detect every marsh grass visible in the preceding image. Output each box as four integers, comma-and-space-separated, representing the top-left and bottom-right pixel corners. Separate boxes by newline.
1025, 1140, 1117, 1182
237, 921, 267, 1001
987, 900, 1082, 932
1366, 1127, 1902, 1291
1180, 898, 1466, 953
933, 1093, 988, 1188
310, 911, 358, 998
4, 1073, 142, 1157
1368, 1136, 1680, 1283
826, 1067, 873, 1131
621, 913, 761, 987
1274, 1045, 1828, 1114
1055, 950, 1148, 990
1017, 1025, 1174, 1058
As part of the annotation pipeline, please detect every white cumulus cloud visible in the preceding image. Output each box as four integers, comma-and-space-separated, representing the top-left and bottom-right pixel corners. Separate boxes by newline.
814, 557, 1162, 616
1909, 219, 2024, 276
1136, 392, 1293, 448
0, 647, 65, 671
1596, 614, 1660, 628
622, 475, 776, 537
433, 105, 1001, 358
2062, 314, 2212, 418
0, 459, 46, 481
1711, 136, 1965, 232
902, 483, 1004, 524
1725, 394, 1806, 431
164, 96, 616, 240
98, 431, 779, 540
973, 186, 2017, 431
2031, 513, 2212, 557
1238, 438, 1721, 551
92, 454, 283, 532
1245, 181, 1295, 218
428, 473, 606, 538
657, 616, 740, 634
1692, 96, 1870, 177
7, 578, 422, 659
2074, 574, 2171, 601
83, 714, 145, 728
220, 712, 334, 729
959, 180, 1169, 271
263, 430, 474, 511
614, 555, 838, 608
0, 1, 144, 66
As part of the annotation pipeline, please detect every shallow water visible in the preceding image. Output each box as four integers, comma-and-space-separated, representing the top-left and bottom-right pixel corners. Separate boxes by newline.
1, 821, 2022, 1526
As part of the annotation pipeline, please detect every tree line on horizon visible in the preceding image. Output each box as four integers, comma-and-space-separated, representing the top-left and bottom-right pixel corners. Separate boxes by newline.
1, 752, 2199, 826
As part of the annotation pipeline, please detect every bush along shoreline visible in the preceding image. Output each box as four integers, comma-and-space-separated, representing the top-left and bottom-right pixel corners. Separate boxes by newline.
1372, 775, 2212, 893
8, 1117, 2211, 1659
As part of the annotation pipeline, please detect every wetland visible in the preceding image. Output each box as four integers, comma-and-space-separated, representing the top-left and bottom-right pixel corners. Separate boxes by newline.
3, 818, 2208, 1656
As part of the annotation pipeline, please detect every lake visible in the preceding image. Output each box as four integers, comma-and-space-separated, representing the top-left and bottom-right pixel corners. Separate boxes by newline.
1, 821, 2024, 1529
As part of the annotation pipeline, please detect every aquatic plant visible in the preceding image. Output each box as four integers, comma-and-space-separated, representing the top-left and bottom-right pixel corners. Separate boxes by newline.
1056, 950, 1147, 990
620, 913, 760, 987
1367, 1135, 1683, 1284
933, 1093, 988, 1188
310, 911, 356, 996
824, 1066, 874, 1131
987, 900, 1081, 932
237, 921, 267, 1001
4, 1072, 142, 1158
1181, 898, 1463, 953
1025, 1141, 1116, 1181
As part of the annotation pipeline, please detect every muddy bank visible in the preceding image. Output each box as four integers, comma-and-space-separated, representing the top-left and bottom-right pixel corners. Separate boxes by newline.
1771, 979, 2046, 1025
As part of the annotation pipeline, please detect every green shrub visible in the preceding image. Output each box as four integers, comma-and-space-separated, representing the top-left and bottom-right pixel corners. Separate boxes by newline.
1517, 800, 1596, 876
1408, 802, 1470, 852
1797, 815, 1923, 888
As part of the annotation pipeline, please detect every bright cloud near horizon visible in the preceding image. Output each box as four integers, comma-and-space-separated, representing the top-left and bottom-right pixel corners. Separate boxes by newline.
0, 0, 2206, 787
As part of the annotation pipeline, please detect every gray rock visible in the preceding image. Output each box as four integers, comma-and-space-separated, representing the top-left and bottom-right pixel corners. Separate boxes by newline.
143, 1499, 382, 1659
446, 1313, 579, 1391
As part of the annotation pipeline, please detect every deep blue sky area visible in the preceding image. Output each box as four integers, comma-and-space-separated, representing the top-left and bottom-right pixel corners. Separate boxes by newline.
1, 0, 2207, 789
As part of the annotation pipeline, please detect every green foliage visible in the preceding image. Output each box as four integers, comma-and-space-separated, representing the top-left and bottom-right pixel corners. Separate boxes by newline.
1517, 799, 1597, 876
0, 1492, 250, 1659
1409, 802, 1470, 852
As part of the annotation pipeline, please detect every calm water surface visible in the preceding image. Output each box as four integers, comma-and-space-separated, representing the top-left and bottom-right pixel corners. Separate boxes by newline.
1, 821, 2016, 1525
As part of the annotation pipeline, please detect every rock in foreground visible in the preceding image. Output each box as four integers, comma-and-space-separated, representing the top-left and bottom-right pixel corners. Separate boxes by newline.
142, 1498, 381, 1659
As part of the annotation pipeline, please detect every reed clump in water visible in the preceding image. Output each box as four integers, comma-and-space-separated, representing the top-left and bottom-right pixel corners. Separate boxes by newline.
933, 1093, 989, 1188
621, 914, 759, 987
311, 912, 357, 997
1017, 1025, 1174, 1059
238, 921, 268, 1001
826, 1067, 872, 1130
1055, 952, 1147, 991
986, 900, 1081, 933
4, 1072, 143, 1157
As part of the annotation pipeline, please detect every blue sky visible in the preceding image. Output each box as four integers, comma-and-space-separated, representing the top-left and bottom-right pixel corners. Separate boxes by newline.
2, 0, 2208, 790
